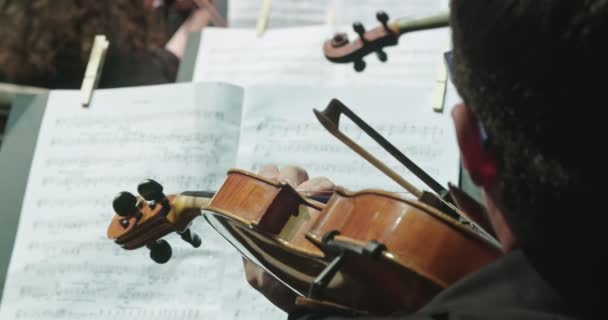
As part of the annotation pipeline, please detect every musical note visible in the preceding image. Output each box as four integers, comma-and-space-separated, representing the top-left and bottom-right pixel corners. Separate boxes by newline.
193, 25, 449, 88
227, 0, 443, 29
0, 83, 284, 320
237, 86, 459, 193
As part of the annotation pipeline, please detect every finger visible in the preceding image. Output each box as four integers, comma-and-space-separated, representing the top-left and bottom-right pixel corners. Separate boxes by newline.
296, 177, 335, 196
278, 165, 309, 187
257, 164, 280, 181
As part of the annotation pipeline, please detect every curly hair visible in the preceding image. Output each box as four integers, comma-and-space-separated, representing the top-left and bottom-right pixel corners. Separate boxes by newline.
0, 0, 167, 86
450, 0, 605, 313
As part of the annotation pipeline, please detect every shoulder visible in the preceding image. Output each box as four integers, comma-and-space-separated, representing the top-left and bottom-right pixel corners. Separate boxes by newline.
289, 250, 579, 320
418, 250, 577, 319
287, 307, 577, 320
99, 47, 179, 88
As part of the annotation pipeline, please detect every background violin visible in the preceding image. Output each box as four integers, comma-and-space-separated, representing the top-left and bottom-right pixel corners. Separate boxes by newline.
323, 12, 449, 71
107, 169, 501, 316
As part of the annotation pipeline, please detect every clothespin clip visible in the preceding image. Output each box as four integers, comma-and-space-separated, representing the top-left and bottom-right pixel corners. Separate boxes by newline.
256, 0, 272, 37
431, 47, 449, 113
80, 35, 109, 107
193, 0, 227, 27
325, 4, 336, 27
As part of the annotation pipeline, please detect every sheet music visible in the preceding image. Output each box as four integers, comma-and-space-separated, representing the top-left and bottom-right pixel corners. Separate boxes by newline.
332, 0, 443, 26
0, 83, 283, 320
193, 26, 449, 88
229, 0, 330, 28
228, 0, 442, 28
236, 86, 460, 193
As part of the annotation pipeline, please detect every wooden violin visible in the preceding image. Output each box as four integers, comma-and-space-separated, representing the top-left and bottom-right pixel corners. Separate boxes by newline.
107, 169, 501, 315
323, 12, 449, 71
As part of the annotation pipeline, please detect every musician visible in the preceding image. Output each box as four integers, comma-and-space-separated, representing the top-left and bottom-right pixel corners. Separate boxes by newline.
245, 0, 605, 319
0, 0, 208, 89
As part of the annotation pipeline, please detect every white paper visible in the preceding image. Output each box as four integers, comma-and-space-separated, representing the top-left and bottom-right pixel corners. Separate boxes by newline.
228, 0, 442, 28
0, 83, 284, 320
193, 26, 449, 89
236, 86, 460, 193
229, 0, 330, 28
332, 0, 443, 26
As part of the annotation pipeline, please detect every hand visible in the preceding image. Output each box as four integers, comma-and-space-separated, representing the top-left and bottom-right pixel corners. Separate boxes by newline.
243, 165, 335, 313
165, 8, 211, 59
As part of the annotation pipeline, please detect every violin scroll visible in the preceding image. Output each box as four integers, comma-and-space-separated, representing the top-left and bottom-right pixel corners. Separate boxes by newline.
107, 179, 204, 264
323, 12, 450, 72
323, 11, 398, 72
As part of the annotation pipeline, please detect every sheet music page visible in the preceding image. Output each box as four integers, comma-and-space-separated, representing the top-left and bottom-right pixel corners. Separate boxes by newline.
332, 0, 443, 26
228, 0, 330, 28
0, 83, 284, 320
193, 26, 449, 88
236, 86, 460, 193
228, 0, 442, 28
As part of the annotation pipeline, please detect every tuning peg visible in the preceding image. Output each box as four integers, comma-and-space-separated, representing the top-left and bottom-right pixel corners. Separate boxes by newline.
376, 50, 388, 62
147, 239, 172, 264
352, 22, 366, 41
354, 59, 366, 72
137, 179, 165, 202
376, 11, 389, 30
113, 191, 139, 217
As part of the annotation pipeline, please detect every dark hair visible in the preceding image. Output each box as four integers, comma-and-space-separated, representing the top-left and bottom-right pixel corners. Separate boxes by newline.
0, 0, 166, 87
449, 0, 605, 313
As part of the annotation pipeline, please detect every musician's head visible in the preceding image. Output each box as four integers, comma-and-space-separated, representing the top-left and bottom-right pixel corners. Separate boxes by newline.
0, 0, 166, 88
448, 0, 604, 312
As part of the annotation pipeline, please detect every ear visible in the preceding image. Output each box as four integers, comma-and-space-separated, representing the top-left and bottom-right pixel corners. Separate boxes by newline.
451, 103, 498, 189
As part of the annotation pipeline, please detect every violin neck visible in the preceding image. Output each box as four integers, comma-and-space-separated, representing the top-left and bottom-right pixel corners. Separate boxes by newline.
171, 191, 215, 215
172, 191, 331, 215
392, 12, 450, 36
181, 191, 216, 199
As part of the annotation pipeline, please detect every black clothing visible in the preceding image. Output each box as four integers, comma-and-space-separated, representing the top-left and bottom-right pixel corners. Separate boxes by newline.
290, 250, 577, 320
0, 47, 178, 90
98, 47, 179, 89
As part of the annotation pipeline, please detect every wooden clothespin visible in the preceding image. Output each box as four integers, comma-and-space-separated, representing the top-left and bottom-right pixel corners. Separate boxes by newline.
80, 35, 109, 107
325, 4, 336, 27
193, 0, 227, 27
431, 47, 449, 113
256, 0, 272, 37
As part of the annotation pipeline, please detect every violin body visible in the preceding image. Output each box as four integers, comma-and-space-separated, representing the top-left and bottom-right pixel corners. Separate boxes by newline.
107, 169, 501, 315
305, 188, 500, 312
202, 169, 332, 300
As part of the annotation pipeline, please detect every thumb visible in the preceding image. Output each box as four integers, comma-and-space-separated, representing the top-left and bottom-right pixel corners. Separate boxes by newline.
296, 177, 335, 196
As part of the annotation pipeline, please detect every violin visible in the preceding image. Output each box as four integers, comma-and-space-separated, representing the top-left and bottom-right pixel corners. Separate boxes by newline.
323, 12, 449, 71
107, 168, 501, 315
